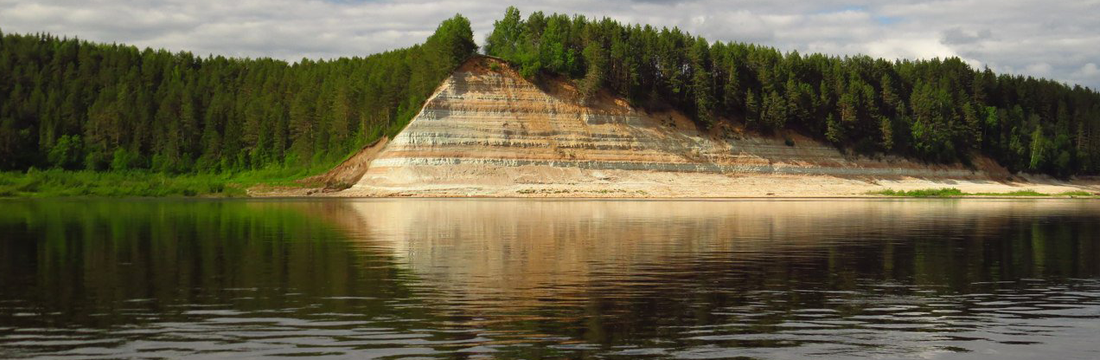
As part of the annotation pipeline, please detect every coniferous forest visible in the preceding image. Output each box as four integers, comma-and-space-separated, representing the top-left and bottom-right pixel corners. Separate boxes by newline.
0, 15, 475, 174
485, 7, 1100, 176
3, 7, 1100, 184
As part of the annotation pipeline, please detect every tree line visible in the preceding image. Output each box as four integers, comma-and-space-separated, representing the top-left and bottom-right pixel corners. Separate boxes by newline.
4, 8, 1100, 178
484, 7, 1100, 176
0, 15, 475, 173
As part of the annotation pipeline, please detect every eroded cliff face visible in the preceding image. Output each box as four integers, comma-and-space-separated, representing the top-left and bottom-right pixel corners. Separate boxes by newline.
339, 57, 1026, 197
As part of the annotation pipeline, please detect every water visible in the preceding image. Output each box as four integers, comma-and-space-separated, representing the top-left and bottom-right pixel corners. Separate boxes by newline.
0, 199, 1098, 359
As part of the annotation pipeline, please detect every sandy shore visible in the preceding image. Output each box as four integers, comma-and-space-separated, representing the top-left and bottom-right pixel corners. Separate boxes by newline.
331, 168, 1100, 198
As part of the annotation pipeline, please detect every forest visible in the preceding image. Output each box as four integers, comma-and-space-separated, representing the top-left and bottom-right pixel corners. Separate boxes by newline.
0, 15, 475, 174
2, 7, 1100, 184
484, 7, 1100, 176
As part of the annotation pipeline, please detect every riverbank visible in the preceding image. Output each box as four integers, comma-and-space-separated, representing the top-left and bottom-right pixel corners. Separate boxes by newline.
335, 171, 1100, 198
2, 168, 1097, 199
0, 168, 322, 198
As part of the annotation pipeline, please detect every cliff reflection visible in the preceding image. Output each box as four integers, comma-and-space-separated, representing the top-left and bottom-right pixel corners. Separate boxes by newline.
345, 199, 1099, 295
342, 199, 1100, 344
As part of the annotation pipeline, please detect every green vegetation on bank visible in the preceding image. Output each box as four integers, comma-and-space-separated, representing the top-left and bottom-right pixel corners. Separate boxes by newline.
0, 170, 240, 197
484, 7, 1100, 177
872, 188, 1096, 197
0, 15, 475, 176
873, 188, 966, 197
0, 165, 342, 197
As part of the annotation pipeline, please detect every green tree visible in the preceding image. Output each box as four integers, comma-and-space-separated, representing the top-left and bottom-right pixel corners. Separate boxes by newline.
47, 134, 82, 169
761, 90, 787, 130
1030, 127, 1051, 171
689, 37, 714, 127
484, 7, 525, 61
579, 41, 607, 103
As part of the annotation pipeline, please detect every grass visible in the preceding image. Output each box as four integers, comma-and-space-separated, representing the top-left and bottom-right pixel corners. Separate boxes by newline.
873, 188, 965, 197
0, 166, 332, 198
1052, 191, 1096, 196
871, 187, 1098, 198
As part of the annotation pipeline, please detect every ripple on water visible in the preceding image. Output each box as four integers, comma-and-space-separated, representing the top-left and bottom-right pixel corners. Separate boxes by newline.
2, 199, 1100, 359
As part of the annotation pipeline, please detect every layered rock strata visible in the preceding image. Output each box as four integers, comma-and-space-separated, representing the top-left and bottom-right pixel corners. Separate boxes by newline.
341, 57, 1047, 197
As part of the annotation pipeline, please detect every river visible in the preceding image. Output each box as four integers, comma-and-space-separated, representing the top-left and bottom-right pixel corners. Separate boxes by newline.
1, 199, 1098, 359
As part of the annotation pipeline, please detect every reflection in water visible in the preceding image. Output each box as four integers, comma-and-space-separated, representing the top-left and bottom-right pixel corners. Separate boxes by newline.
0, 199, 1098, 359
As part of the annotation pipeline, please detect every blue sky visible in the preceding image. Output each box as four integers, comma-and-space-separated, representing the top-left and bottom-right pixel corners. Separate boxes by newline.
1, 0, 1098, 88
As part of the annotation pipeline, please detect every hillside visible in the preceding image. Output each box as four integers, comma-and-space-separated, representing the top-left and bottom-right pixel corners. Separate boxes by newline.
481, 7, 1100, 178
335, 57, 1098, 197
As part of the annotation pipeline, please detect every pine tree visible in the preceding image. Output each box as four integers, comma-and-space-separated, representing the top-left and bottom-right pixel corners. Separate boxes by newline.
689, 37, 714, 127
762, 90, 787, 130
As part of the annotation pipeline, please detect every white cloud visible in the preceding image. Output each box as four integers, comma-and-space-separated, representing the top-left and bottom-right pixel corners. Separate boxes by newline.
1075, 63, 1100, 84
1025, 62, 1053, 77
865, 37, 962, 63
0, 0, 1097, 88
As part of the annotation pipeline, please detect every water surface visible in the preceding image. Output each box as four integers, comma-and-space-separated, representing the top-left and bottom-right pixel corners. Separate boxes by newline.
1, 199, 1098, 359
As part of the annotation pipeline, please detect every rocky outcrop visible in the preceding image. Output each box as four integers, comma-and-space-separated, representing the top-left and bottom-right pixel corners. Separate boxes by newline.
339, 57, 1086, 197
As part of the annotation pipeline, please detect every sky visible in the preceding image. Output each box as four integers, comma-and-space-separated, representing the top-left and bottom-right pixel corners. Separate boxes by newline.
1, 0, 1098, 89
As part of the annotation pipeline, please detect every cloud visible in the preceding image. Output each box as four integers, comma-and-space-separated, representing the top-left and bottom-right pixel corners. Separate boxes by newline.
1074, 63, 1100, 85
941, 27, 992, 46
0, 0, 1097, 89
1025, 62, 1054, 77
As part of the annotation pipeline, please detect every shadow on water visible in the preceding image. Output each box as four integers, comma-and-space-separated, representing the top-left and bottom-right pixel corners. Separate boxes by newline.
0, 199, 1098, 359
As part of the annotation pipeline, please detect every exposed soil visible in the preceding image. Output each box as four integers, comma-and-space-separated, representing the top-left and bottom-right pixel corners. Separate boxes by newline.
302, 136, 390, 191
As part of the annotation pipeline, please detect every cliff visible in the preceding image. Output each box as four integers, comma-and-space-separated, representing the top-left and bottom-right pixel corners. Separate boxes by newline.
336, 57, 1095, 197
